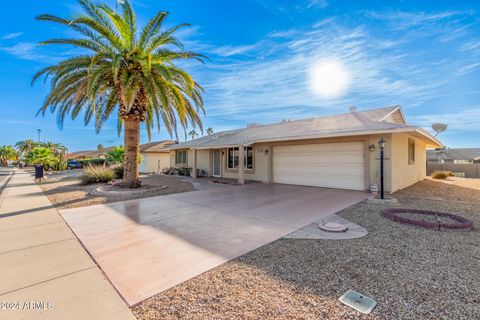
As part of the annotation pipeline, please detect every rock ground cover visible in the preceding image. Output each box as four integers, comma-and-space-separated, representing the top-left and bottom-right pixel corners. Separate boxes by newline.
132, 179, 480, 320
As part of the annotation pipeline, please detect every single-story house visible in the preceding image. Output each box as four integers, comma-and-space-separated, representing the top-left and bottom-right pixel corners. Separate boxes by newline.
168, 106, 442, 193
139, 140, 177, 173
427, 148, 480, 164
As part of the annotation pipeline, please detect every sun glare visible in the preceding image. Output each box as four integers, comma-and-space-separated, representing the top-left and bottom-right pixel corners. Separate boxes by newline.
309, 60, 350, 98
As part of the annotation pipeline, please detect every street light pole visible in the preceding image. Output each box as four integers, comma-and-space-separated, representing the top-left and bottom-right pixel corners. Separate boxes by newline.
378, 137, 386, 199
37, 129, 41, 143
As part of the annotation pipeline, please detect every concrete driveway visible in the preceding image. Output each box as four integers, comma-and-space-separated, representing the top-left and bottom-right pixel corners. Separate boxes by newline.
60, 183, 367, 306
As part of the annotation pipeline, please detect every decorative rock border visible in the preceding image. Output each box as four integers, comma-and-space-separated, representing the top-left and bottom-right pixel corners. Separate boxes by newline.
90, 185, 167, 196
383, 208, 473, 230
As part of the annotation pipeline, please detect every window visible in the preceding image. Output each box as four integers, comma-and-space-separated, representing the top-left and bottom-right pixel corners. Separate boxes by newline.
175, 150, 187, 164
227, 147, 253, 169
408, 139, 415, 165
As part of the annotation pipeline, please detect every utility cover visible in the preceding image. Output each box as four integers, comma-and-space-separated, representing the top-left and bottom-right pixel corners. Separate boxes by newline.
339, 290, 376, 314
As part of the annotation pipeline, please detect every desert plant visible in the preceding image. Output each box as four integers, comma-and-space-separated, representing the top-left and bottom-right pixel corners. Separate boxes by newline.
78, 158, 106, 167
34, 0, 205, 188
112, 166, 124, 179
80, 164, 114, 184
432, 171, 449, 179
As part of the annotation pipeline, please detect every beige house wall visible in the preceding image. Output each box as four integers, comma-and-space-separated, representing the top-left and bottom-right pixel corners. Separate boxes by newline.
169, 133, 427, 192
390, 132, 427, 192
141, 153, 170, 173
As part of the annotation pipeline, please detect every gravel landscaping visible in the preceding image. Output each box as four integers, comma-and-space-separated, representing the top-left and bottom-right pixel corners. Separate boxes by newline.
39, 174, 194, 209
132, 179, 480, 320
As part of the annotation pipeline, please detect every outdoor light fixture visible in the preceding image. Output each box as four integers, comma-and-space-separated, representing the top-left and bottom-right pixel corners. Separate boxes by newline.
378, 137, 386, 199
369, 144, 375, 152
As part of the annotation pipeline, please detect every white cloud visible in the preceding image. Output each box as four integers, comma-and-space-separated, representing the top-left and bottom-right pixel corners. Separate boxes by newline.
307, 0, 328, 9
1, 32, 23, 40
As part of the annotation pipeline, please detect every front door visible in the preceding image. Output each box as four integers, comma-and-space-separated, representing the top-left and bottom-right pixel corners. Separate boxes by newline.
213, 149, 221, 177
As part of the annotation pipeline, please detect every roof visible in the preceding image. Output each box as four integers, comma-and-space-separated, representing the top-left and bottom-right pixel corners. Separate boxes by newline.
68, 140, 177, 158
170, 106, 442, 149
427, 148, 480, 161
141, 140, 177, 153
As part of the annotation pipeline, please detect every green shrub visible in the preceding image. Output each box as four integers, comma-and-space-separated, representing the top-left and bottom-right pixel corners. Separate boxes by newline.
112, 166, 124, 179
78, 158, 105, 167
162, 167, 176, 175
80, 165, 114, 185
432, 171, 449, 179
448, 171, 455, 177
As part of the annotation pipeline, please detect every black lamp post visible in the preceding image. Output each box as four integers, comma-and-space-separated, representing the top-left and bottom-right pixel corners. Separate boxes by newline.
37, 129, 41, 143
378, 137, 386, 199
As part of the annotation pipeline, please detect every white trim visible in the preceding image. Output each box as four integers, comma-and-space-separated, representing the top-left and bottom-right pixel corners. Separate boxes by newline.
379, 106, 407, 124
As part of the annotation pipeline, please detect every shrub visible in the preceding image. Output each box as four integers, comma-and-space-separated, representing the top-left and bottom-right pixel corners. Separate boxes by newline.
432, 171, 449, 179
162, 167, 176, 175
112, 166, 124, 179
78, 158, 105, 167
80, 165, 114, 185
106, 146, 124, 164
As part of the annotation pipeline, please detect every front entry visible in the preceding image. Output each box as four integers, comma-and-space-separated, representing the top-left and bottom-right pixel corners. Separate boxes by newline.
213, 149, 221, 177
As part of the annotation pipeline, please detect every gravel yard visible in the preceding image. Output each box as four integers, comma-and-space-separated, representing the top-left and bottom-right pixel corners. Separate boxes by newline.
132, 179, 480, 320
39, 174, 194, 209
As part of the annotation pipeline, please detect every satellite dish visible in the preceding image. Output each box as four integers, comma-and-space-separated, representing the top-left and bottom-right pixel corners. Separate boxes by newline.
432, 123, 447, 137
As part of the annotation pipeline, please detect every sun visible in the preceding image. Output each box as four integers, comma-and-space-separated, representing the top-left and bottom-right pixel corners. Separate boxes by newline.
309, 60, 350, 98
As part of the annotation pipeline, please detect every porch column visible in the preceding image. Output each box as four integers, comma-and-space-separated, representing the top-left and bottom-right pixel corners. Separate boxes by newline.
192, 148, 198, 179
238, 145, 245, 185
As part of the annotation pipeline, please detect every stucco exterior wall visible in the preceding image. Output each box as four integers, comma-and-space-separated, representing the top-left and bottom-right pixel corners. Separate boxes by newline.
368, 134, 393, 192
141, 153, 170, 173
390, 132, 427, 192
221, 143, 270, 182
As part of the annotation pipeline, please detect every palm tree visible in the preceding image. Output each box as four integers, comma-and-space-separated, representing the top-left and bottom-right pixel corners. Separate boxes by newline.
33, 0, 205, 188
15, 139, 38, 155
206, 127, 214, 135
188, 129, 198, 141
97, 144, 104, 150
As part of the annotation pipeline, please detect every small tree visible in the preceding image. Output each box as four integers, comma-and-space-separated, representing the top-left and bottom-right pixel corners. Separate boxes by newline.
26, 147, 59, 169
0, 146, 16, 166
97, 144, 104, 150
206, 127, 214, 135
106, 146, 125, 164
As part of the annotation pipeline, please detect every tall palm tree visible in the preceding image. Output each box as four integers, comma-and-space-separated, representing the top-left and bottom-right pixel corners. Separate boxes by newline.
206, 127, 214, 135
33, 0, 205, 188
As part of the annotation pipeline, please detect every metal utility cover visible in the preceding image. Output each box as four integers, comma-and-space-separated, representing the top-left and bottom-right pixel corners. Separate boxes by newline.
339, 290, 377, 314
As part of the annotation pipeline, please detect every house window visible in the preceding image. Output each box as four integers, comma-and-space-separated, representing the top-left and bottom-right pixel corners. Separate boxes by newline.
408, 139, 415, 165
175, 150, 187, 164
227, 147, 253, 169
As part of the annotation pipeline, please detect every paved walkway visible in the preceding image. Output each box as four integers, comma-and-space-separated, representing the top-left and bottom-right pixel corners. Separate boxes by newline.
0, 168, 135, 320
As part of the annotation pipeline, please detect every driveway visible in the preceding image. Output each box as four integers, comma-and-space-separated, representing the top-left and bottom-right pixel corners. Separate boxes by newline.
60, 183, 367, 306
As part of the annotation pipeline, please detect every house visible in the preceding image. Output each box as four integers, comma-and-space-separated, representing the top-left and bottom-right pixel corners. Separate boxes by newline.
427, 148, 480, 164
168, 106, 442, 193
139, 140, 177, 173
68, 140, 177, 173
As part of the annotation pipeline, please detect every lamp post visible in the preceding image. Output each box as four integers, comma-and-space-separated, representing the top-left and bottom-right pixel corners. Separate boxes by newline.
37, 129, 41, 143
378, 137, 386, 199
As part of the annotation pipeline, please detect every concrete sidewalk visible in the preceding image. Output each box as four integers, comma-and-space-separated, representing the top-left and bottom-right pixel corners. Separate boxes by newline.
0, 168, 135, 320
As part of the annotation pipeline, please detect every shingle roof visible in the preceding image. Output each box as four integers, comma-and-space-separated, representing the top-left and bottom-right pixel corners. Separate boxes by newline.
141, 140, 177, 153
427, 148, 480, 161
170, 106, 435, 149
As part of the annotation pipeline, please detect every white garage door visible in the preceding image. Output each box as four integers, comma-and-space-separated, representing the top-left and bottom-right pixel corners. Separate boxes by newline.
273, 142, 365, 190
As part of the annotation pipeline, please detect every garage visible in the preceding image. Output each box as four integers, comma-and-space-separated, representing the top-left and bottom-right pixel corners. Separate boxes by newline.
273, 141, 366, 190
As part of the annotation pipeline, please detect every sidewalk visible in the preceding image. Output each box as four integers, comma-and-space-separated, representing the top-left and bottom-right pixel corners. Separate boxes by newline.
0, 168, 135, 320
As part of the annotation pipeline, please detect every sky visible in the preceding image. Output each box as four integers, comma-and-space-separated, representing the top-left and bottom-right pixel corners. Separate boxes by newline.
0, 0, 479, 151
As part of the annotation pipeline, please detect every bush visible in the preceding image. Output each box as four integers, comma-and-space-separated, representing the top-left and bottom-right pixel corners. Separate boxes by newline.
432, 171, 450, 179
162, 167, 176, 175
80, 165, 114, 185
78, 158, 105, 167
112, 166, 124, 179
161, 167, 192, 176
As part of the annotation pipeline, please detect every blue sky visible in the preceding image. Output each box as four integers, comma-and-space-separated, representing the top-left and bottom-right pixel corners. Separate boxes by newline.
0, 0, 479, 151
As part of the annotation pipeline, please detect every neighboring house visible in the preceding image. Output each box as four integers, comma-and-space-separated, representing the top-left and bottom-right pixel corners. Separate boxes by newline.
427, 148, 480, 164
139, 140, 177, 173
168, 106, 442, 193
68, 140, 177, 173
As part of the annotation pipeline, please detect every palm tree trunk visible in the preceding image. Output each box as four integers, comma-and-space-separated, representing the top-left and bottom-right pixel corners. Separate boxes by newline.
122, 117, 141, 188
